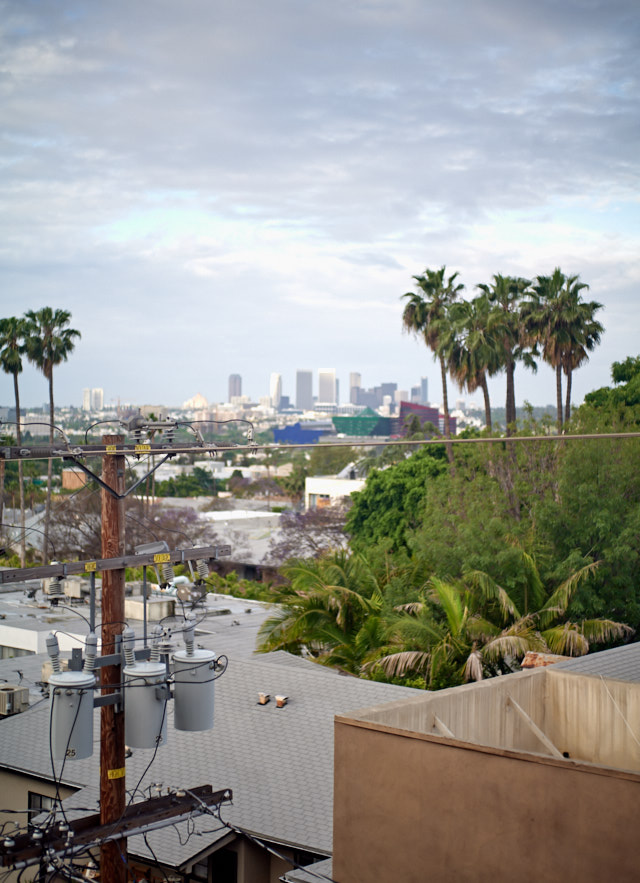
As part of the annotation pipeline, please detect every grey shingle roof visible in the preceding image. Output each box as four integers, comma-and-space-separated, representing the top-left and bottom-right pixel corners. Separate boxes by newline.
552, 641, 640, 682
282, 857, 334, 882
0, 641, 420, 868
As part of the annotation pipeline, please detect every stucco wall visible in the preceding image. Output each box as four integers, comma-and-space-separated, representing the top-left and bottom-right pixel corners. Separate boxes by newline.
333, 717, 640, 883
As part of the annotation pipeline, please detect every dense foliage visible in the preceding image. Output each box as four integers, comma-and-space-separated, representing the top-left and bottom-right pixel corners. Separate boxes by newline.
256, 357, 640, 688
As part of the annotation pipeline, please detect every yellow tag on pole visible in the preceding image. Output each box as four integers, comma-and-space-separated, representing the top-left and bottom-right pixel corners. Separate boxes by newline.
106, 445, 117, 453
134, 444, 151, 453
107, 768, 126, 780
85, 561, 97, 572
153, 553, 171, 564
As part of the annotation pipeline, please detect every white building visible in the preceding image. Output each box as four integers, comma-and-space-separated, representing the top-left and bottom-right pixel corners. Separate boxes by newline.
270, 372, 282, 409
318, 370, 337, 405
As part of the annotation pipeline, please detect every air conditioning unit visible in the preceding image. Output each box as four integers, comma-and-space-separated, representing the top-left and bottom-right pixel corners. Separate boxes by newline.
0, 685, 29, 716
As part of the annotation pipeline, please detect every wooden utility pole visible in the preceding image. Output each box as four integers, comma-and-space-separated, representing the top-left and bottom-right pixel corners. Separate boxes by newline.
100, 435, 127, 883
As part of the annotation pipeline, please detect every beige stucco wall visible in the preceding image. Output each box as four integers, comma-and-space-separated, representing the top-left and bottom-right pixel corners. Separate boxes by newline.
333, 716, 640, 883
0, 769, 77, 829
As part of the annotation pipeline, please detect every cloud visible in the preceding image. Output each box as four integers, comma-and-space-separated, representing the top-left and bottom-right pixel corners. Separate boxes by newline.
1, 0, 638, 408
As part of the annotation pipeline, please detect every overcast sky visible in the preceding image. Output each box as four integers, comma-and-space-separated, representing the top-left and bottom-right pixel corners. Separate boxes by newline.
1, 0, 638, 412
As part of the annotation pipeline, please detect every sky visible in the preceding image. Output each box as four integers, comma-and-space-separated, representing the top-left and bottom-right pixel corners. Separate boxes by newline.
1, 0, 639, 412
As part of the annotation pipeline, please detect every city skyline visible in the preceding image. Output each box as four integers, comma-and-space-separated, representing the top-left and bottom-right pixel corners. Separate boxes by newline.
2, 1, 638, 411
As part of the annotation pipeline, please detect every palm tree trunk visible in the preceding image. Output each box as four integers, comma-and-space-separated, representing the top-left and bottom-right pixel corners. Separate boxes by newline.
556, 364, 563, 434
480, 374, 492, 432
505, 357, 516, 436
43, 373, 54, 562
14, 373, 26, 567
439, 354, 454, 466
564, 367, 573, 426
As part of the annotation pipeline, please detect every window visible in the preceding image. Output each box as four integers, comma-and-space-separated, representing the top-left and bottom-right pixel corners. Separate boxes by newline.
28, 791, 59, 823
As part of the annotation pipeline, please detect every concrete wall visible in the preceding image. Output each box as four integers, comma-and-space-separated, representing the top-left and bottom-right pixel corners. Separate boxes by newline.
333, 711, 640, 883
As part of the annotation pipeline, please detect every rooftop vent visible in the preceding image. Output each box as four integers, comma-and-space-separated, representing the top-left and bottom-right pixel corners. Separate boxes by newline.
258, 693, 270, 705
275, 695, 288, 708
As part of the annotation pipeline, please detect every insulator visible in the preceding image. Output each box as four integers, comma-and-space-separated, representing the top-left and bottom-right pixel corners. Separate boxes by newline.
161, 562, 175, 584
46, 576, 65, 604
83, 633, 98, 673
196, 559, 209, 583
122, 627, 136, 667
150, 625, 163, 662
46, 633, 61, 673
183, 614, 196, 657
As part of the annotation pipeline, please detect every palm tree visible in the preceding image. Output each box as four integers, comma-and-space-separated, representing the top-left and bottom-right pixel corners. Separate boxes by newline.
479, 275, 535, 436
374, 576, 543, 688
401, 266, 464, 463
466, 556, 632, 655
525, 268, 569, 432
24, 308, 81, 561
560, 279, 603, 424
257, 552, 385, 674
0, 317, 28, 566
447, 294, 500, 432
525, 270, 603, 431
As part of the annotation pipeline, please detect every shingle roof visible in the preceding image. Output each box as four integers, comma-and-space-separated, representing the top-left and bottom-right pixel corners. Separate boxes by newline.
552, 641, 640, 682
0, 612, 421, 868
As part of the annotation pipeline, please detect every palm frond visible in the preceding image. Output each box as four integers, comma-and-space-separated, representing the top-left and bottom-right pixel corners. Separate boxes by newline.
541, 561, 599, 615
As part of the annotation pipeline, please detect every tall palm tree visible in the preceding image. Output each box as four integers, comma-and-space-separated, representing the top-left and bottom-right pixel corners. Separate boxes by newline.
526, 270, 603, 431
480, 275, 535, 436
447, 294, 500, 432
560, 279, 603, 424
24, 308, 81, 561
525, 268, 569, 432
401, 266, 464, 463
0, 317, 28, 566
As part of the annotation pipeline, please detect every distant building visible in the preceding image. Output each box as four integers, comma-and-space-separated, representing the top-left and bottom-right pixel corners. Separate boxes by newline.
296, 370, 313, 410
82, 388, 103, 411
421, 376, 429, 404
270, 373, 282, 409
182, 393, 208, 410
318, 370, 337, 405
273, 421, 335, 445
228, 374, 242, 401
397, 401, 456, 436
349, 372, 361, 405
332, 408, 392, 437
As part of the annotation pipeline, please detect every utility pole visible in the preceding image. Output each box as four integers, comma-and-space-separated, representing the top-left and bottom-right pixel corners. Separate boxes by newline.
100, 435, 127, 883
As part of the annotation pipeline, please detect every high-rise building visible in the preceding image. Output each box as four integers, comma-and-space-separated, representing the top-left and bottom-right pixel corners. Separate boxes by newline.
91, 388, 104, 411
83, 388, 103, 411
270, 373, 282, 409
228, 374, 242, 401
318, 370, 337, 404
296, 370, 313, 410
349, 373, 361, 405
421, 377, 429, 404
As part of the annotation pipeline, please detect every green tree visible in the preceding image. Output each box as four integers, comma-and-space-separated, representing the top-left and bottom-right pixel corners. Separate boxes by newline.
560, 278, 603, 424
346, 445, 448, 553
480, 275, 535, 435
24, 308, 81, 560
402, 266, 464, 463
257, 552, 385, 674
447, 294, 500, 432
0, 317, 28, 566
373, 575, 543, 689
